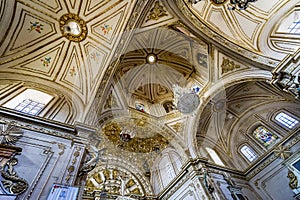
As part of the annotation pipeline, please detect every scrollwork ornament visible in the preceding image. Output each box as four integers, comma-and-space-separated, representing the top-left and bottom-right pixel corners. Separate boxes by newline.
1, 158, 29, 195
287, 170, 298, 190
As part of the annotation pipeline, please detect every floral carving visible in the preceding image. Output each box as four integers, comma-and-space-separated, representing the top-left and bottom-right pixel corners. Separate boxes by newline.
1, 158, 29, 195
287, 170, 298, 189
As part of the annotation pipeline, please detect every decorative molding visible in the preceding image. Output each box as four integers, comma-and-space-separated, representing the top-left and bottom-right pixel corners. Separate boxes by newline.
270, 49, 300, 100
1, 157, 29, 195
246, 133, 300, 179
273, 145, 291, 160
146, 1, 168, 22
0, 115, 75, 141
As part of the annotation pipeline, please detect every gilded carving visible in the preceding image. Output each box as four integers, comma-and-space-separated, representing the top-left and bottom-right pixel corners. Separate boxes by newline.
146, 1, 168, 22
126, 179, 135, 188
57, 143, 66, 155
171, 122, 183, 133
131, 188, 141, 195
287, 170, 298, 189
1, 158, 28, 195
85, 166, 144, 197
102, 121, 169, 153
273, 145, 291, 160
0, 123, 23, 145
92, 173, 103, 184
221, 57, 240, 74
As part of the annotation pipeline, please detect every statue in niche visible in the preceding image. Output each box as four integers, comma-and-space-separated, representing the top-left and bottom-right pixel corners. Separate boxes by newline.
287, 170, 298, 189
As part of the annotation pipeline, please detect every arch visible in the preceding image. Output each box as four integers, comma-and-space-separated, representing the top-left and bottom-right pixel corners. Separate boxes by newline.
151, 148, 183, 194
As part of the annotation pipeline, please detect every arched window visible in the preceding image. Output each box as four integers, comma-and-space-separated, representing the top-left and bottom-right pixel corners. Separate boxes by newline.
253, 126, 278, 147
240, 145, 257, 162
205, 147, 225, 166
3, 89, 53, 115
275, 112, 299, 129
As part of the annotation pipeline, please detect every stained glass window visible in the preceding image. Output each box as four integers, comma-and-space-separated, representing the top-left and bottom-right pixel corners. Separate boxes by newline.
253, 126, 278, 147
275, 112, 299, 129
240, 145, 257, 162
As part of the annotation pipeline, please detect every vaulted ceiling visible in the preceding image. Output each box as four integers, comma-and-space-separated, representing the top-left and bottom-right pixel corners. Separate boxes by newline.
0, 0, 299, 177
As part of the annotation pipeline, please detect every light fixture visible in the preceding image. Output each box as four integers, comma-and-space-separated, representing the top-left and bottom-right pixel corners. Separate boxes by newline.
63, 21, 81, 36
146, 53, 157, 64
173, 85, 200, 114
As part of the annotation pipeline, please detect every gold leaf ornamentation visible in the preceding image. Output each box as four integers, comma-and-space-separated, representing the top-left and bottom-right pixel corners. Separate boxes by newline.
0, 123, 23, 145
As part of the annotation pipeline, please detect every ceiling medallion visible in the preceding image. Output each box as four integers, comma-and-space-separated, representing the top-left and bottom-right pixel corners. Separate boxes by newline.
59, 13, 87, 42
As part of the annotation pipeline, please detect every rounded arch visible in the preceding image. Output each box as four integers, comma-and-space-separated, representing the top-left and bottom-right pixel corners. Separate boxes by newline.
0, 79, 82, 124
186, 71, 272, 159
150, 148, 183, 194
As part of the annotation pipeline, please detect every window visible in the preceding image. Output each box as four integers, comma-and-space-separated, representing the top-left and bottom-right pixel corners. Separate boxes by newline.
3, 89, 53, 115
166, 163, 175, 180
288, 19, 300, 34
275, 112, 299, 129
14, 99, 45, 115
240, 145, 257, 162
205, 147, 225, 166
253, 126, 278, 147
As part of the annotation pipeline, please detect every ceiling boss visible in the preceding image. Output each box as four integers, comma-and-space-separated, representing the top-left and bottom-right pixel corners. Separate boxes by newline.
59, 13, 88, 42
